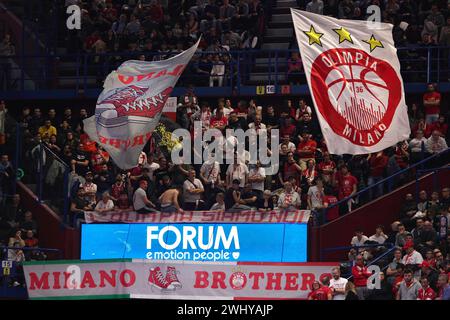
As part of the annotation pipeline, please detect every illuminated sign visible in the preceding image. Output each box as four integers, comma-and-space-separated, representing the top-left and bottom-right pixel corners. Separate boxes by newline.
81, 223, 307, 262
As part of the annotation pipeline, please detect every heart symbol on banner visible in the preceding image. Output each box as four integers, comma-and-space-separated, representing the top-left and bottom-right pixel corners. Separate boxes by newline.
232, 252, 240, 260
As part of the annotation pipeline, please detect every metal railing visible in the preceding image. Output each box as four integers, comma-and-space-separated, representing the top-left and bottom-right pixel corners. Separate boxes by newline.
1, 113, 71, 225
1, 245, 62, 261
320, 243, 397, 280
320, 243, 394, 263
1, 46, 449, 94
35, 142, 71, 224
415, 166, 450, 201
318, 148, 450, 225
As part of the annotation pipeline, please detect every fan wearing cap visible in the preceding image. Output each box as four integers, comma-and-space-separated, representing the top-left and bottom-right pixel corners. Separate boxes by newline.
420, 260, 439, 291
402, 240, 424, 279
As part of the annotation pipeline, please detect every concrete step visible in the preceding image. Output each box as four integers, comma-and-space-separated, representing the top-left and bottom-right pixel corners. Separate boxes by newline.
248, 72, 287, 82
57, 62, 82, 76
272, 7, 293, 14
58, 61, 79, 69
271, 14, 293, 23
253, 65, 288, 73
268, 21, 294, 29
264, 36, 295, 43
261, 42, 290, 50
57, 77, 97, 88
276, 0, 297, 8
266, 28, 293, 37
254, 58, 288, 67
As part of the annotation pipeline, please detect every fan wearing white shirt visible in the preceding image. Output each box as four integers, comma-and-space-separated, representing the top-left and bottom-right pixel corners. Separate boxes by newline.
143, 153, 160, 181
369, 225, 388, 244
425, 130, 448, 154
298, 99, 312, 116
278, 181, 301, 210
226, 154, 249, 188
182, 169, 205, 210
279, 135, 296, 153
307, 179, 324, 210
95, 192, 115, 213
402, 241, 423, 279
200, 156, 221, 187
248, 161, 266, 199
210, 193, 226, 212
349, 229, 370, 260
351, 230, 369, 247
248, 115, 267, 133
329, 267, 348, 300
210, 55, 225, 87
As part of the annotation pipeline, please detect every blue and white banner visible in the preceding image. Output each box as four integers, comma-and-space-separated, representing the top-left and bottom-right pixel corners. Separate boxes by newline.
83, 40, 199, 169
81, 223, 308, 262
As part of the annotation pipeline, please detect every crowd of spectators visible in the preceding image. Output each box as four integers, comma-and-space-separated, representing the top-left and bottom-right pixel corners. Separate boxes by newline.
5, 1, 450, 90
0, 81, 446, 230
64, 0, 450, 53
299, 0, 450, 47
56, 0, 450, 87
0, 191, 42, 261
308, 184, 450, 300
287, 1, 450, 83
1, 0, 450, 295
59, 0, 267, 86
66, 0, 265, 53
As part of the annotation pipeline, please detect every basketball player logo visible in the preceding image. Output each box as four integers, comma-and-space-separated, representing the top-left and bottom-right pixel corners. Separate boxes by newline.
310, 48, 402, 146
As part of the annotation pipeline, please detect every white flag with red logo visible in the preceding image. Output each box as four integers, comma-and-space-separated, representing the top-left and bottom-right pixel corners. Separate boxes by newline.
291, 9, 410, 154
83, 40, 199, 169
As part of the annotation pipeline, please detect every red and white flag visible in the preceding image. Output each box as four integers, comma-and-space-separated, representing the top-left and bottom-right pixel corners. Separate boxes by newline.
83, 40, 199, 169
291, 9, 410, 154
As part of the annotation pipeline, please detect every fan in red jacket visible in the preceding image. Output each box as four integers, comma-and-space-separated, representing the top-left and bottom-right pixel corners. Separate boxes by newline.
352, 255, 372, 288
417, 278, 436, 300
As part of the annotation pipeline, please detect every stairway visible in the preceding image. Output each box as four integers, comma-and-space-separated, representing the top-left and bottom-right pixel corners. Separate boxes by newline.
248, 0, 296, 85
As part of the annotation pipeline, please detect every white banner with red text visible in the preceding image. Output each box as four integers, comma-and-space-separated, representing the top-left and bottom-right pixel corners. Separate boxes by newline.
291, 9, 410, 154
83, 40, 199, 169
23, 259, 337, 300
83, 210, 311, 224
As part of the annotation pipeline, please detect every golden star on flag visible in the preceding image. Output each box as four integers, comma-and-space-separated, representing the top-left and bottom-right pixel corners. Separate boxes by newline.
363, 34, 384, 52
333, 27, 353, 44
303, 25, 324, 46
